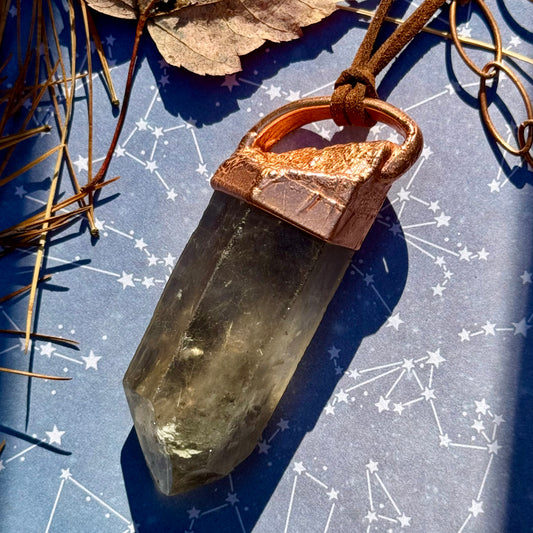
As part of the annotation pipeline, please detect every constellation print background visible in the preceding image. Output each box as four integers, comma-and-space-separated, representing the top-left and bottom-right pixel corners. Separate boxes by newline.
1, 1, 532, 532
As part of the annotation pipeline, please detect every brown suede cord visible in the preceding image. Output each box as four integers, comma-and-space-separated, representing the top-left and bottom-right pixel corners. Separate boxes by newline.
332, 0, 448, 126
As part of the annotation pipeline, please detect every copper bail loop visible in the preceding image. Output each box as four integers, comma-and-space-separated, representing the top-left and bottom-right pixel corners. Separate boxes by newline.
212, 96, 423, 250
244, 96, 421, 182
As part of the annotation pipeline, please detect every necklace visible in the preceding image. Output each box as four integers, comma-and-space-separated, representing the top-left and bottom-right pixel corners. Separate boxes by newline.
123, 0, 532, 495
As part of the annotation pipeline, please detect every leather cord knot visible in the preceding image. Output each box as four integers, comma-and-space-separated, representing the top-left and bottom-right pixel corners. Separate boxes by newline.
331, 0, 448, 128
331, 67, 378, 127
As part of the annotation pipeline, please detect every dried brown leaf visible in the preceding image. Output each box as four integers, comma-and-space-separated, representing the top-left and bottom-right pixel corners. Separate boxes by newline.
85, 0, 338, 75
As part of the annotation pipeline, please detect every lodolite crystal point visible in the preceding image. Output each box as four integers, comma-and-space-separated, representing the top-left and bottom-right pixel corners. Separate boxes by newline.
124, 191, 353, 495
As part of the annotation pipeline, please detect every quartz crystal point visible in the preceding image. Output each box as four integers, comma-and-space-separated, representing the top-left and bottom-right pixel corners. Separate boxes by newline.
124, 191, 353, 495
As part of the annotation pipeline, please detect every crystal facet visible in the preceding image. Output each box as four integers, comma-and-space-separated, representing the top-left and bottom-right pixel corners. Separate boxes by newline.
124, 191, 352, 495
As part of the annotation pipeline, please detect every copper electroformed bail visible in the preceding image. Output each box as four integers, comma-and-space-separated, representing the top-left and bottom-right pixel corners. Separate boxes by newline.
211, 96, 423, 250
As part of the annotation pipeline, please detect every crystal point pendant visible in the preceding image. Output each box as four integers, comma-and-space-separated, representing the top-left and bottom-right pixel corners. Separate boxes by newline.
124, 97, 422, 495
124, 191, 353, 494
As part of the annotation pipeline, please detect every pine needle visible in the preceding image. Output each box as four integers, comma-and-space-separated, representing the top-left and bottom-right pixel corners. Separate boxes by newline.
0, 367, 71, 380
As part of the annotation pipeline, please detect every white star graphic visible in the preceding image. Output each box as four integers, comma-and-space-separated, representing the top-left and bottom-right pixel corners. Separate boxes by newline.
458, 329, 471, 342
265, 84, 281, 100
335, 389, 349, 403
512, 318, 531, 337
285, 90, 301, 102
520, 271, 532, 284
434, 255, 445, 266
389, 222, 402, 236
443, 270, 454, 280
434, 212, 450, 227
257, 440, 271, 454
459, 246, 473, 261
375, 396, 390, 412
14, 185, 27, 197
364, 510, 378, 523
324, 404, 335, 415
82, 350, 101, 370
509, 35, 521, 47
458, 26, 472, 38
471, 419, 485, 433
60, 468, 72, 479
366, 460, 379, 473
482, 321, 496, 335
226, 492, 239, 505
328, 346, 340, 359
493, 414, 505, 426
426, 348, 445, 368
421, 387, 436, 401
348, 368, 360, 380
136, 118, 148, 130
386, 313, 404, 330
221, 74, 239, 91
402, 358, 414, 372
397, 513, 412, 527
327, 488, 339, 500
147, 254, 158, 266
422, 145, 433, 159
393, 402, 405, 415
152, 127, 164, 139
134, 238, 147, 250
164, 253, 176, 267
196, 163, 208, 176
167, 188, 177, 201
487, 440, 502, 455
277, 419, 289, 431
488, 179, 500, 192
115, 146, 126, 157
39, 342, 55, 358
73, 155, 88, 173
145, 160, 158, 173
477, 248, 489, 260
293, 461, 306, 474
431, 284, 446, 296
187, 507, 201, 519
429, 201, 440, 213
468, 499, 484, 517
117, 272, 135, 289
142, 277, 155, 289
46, 425, 65, 446
439, 434, 451, 447
475, 398, 490, 415
397, 187, 410, 202
363, 273, 374, 286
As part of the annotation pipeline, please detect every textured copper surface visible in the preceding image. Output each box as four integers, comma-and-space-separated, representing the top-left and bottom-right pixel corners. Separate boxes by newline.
211, 96, 422, 250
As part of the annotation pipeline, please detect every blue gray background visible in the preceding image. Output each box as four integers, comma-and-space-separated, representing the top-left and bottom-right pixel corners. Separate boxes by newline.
1, 1, 532, 531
